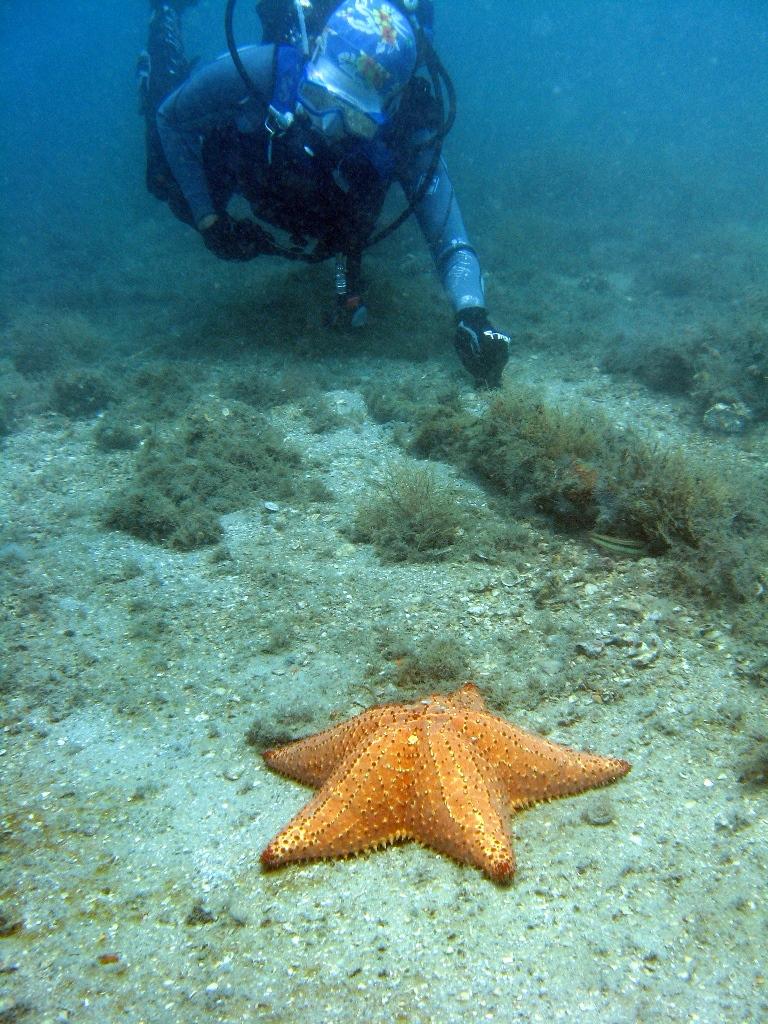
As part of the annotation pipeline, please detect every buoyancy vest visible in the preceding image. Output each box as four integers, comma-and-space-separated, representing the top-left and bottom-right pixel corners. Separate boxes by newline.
200, 106, 391, 258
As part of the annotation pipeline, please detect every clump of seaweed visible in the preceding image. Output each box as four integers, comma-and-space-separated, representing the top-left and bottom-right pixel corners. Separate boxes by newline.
104, 400, 317, 550
51, 369, 115, 418
390, 637, 470, 691
349, 460, 468, 563
410, 384, 767, 604
93, 414, 142, 452
603, 342, 696, 397
0, 309, 116, 428
361, 376, 460, 426
4, 309, 104, 377
737, 739, 768, 787
301, 395, 348, 434
604, 301, 768, 427
226, 362, 332, 411
128, 362, 197, 421
0, 365, 41, 436
689, 319, 768, 424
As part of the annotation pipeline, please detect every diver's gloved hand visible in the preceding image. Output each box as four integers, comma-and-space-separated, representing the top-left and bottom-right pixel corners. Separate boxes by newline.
454, 307, 510, 389
199, 212, 276, 262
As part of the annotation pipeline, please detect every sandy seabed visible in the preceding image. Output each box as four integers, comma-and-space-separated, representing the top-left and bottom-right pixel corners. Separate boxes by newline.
1, 252, 767, 1024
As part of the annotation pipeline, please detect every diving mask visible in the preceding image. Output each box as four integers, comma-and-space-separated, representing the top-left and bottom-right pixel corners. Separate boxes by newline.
296, 78, 382, 141
293, 1, 417, 142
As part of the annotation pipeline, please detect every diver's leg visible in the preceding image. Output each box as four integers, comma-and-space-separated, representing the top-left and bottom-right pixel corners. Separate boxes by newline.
139, 3, 196, 117
138, 2, 197, 212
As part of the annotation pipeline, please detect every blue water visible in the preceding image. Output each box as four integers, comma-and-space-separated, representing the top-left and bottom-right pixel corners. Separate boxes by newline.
2, 0, 768, 286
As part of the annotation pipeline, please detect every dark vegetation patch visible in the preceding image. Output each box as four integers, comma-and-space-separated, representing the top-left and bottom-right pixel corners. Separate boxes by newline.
90, 362, 208, 451
372, 630, 470, 692
349, 461, 468, 563
1, 310, 211, 433
5, 309, 103, 378
603, 342, 696, 397
222, 358, 352, 430
689, 319, 768, 424
604, 304, 768, 427
301, 395, 348, 433
51, 369, 115, 418
103, 400, 319, 550
737, 739, 768, 787
347, 459, 530, 565
641, 256, 724, 301
93, 415, 143, 452
245, 707, 311, 752
0, 365, 40, 437
363, 381, 767, 605
362, 376, 460, 427
225, 361, 332, 410
177, 258, 448, 364
0, 308, 116, 430
128, 361, 198, 420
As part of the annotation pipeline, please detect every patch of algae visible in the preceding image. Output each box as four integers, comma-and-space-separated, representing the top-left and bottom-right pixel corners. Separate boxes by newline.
104, 400, 315, 550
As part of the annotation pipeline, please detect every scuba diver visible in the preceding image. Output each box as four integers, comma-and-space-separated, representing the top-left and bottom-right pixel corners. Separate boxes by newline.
137, 0, 510, 388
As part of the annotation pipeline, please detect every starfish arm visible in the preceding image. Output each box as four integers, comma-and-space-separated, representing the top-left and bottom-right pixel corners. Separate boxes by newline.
463, 711, 631, 808
447, 682, 488, 712
262, 703, 418, 787
409, 722, 516, 883
261, 723, 418, 869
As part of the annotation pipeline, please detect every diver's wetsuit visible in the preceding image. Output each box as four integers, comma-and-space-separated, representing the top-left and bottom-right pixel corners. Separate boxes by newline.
154, 43, 485, 311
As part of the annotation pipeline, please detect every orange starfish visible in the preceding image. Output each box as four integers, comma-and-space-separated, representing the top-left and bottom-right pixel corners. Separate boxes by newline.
260, 683, 630, 882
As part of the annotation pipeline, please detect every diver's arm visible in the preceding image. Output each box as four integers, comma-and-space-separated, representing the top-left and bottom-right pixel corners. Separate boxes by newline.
156, 45, 274, 227
401, 149, 510, 388
402, 153, 485, 312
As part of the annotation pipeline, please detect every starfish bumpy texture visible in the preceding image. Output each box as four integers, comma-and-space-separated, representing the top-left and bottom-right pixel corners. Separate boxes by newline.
260, 683, 630, 882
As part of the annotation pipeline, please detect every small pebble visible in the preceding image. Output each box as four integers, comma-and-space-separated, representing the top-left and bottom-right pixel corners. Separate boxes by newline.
631, 643, 659, 668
